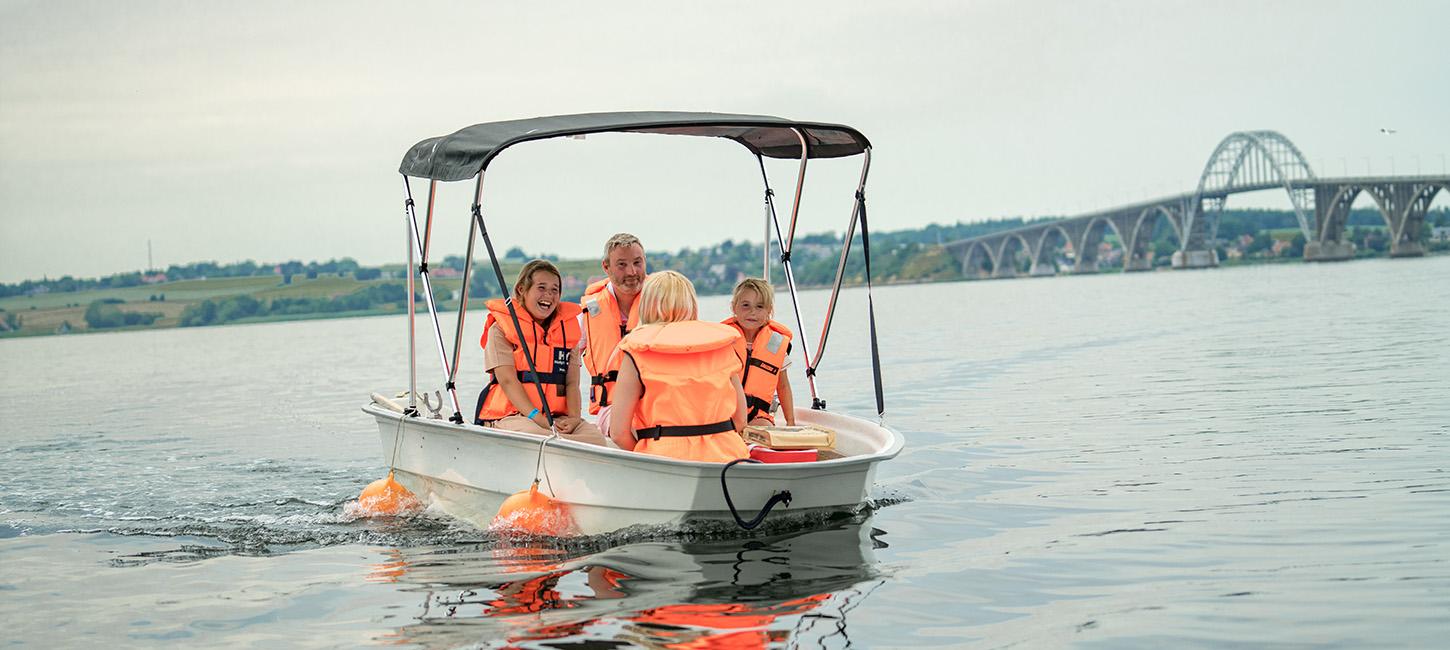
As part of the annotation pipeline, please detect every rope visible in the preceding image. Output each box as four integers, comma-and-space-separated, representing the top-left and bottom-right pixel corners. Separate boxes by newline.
720, 459, 792, 530
856, 191, 886, 418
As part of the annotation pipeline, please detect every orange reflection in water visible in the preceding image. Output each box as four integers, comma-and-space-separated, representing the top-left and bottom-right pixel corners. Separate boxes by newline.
374, 523, 878, 648
366, 549, 408, 583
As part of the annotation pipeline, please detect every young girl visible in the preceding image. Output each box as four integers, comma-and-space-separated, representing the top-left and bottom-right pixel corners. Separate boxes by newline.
723, 278, 795, 426
475, 259, 608, 447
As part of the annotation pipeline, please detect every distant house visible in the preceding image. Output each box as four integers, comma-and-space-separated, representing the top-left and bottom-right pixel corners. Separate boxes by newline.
1271, 239, 1292, 256
141, 272, 168, 284
430, 267, 462, 279
1434, 226, 1450, 242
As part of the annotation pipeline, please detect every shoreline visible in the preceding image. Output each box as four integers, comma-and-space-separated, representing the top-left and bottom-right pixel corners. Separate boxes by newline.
2, 250, 1444, 341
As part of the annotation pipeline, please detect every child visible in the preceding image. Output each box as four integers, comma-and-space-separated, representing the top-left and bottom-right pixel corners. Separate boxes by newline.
723, 278, 796, 426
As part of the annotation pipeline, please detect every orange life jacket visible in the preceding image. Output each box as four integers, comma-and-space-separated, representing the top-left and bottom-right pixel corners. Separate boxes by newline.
475, 299, 583, 423
615, 321, 748, 462
580, 278, 642, 414
723, 317, 793, 424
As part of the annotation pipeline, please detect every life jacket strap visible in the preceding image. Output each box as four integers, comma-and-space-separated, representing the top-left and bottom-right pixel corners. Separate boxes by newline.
636, 419, 735, 441
746, 357, 780, 375
745, 394, 773, 420
518, 370, 568, 385
590, 370, 619, 407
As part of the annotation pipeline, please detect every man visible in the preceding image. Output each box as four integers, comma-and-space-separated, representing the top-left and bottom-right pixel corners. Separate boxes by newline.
579, 233, 647, 433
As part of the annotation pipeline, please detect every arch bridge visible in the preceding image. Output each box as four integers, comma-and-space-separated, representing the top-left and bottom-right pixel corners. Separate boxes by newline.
946, 130, 1449, 278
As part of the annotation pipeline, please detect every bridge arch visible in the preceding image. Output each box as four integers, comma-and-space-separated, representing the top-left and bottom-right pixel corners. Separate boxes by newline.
1189, 130, 1318, 246
1318, 184, 1393, 242
1399, 182, 1449, 246
1032, 225, 1074, 272
1129, 205, 1182, 266
994, 233, 1033, 276
960, 240, 997, 277
1076, 216, 1128, 271
1318, 180, 1447, 255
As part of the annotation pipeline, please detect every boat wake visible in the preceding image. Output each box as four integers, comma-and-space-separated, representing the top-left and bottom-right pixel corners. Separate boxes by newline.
24, 483, 909, 569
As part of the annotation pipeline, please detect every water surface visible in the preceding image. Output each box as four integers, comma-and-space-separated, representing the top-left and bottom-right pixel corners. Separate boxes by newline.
2, 256, 1447, 647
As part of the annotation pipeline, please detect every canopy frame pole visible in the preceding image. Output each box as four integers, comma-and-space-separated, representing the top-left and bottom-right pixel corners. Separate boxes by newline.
403, 178, 420, 416
470, 182, 557, 431
446, 175, 483, 390
809, 149, 872, 398
422, 181, 438, 262
402, 175, 466, 423
784, 131, 808, 254
763, 195, 771, 283
757, 129, 825, 409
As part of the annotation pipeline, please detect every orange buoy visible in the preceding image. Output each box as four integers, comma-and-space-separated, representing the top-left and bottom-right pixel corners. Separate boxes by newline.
492, 482, 576, 536
358, 471, 421, 515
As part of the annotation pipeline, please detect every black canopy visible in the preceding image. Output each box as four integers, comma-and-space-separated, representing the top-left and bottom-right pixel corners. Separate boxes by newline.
399, 111, 871, 182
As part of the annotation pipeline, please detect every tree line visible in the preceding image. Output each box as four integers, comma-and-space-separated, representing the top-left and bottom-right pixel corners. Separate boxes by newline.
8, 208, 1447, 306
177, 283, 414, 327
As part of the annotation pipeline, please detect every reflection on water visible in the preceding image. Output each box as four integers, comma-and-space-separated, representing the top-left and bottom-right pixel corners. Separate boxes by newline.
372, 521, 884, 648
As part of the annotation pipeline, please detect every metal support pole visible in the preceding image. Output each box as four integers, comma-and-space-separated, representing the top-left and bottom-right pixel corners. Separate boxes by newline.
784, 129, 809, 253
810, 150, 872, 404
447, 174, 484, 388
403, 178, 419, 416
472, 202, 556, 429
763, 195, 771, 283
756, 136, 823, 408
403, 178, 467, 423
422, 181, 438, 262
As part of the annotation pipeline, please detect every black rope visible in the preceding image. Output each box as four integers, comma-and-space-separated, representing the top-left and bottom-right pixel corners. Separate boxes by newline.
856, 190, 885, 417
471, 203, 555, 429
720, 459, 792, 530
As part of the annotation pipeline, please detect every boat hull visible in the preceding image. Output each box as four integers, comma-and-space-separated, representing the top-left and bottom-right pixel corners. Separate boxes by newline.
364, 402, 903, 535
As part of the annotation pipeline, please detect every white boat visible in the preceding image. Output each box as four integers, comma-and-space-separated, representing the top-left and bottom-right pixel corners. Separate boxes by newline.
370, 112, 902, 536
367, 401, 902, 534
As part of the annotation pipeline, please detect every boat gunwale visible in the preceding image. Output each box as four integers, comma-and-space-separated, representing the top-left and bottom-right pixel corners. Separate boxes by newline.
362, 402, 905, 473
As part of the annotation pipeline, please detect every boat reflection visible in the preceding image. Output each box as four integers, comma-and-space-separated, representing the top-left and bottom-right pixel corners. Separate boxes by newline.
372, 519, 887, 648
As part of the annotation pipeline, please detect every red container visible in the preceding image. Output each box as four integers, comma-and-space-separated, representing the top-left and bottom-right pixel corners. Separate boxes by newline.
748, 445, 818, 463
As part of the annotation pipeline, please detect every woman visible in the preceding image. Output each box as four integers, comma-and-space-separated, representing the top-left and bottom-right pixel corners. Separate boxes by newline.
475, 259, 608, 446
607, 271, 749, 462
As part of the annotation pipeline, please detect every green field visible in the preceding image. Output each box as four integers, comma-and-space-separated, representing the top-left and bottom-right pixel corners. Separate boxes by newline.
0, 275, 412, 337
0, 262, 614, 338
0, 276, 277, 311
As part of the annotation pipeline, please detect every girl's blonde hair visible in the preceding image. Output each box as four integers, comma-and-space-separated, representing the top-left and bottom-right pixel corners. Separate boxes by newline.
731, 277, 775, 313
637, 270, 698, 325
513, 259, 561, 300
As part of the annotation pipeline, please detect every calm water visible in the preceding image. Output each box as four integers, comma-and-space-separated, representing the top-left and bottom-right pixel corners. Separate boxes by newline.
2, 257, 1448, 648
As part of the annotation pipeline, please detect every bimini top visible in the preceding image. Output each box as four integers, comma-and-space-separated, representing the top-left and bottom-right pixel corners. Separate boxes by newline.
399, 111, 871, 182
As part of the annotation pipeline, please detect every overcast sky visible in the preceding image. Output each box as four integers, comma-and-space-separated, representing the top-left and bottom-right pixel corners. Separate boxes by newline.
1, 0, 1446, 283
